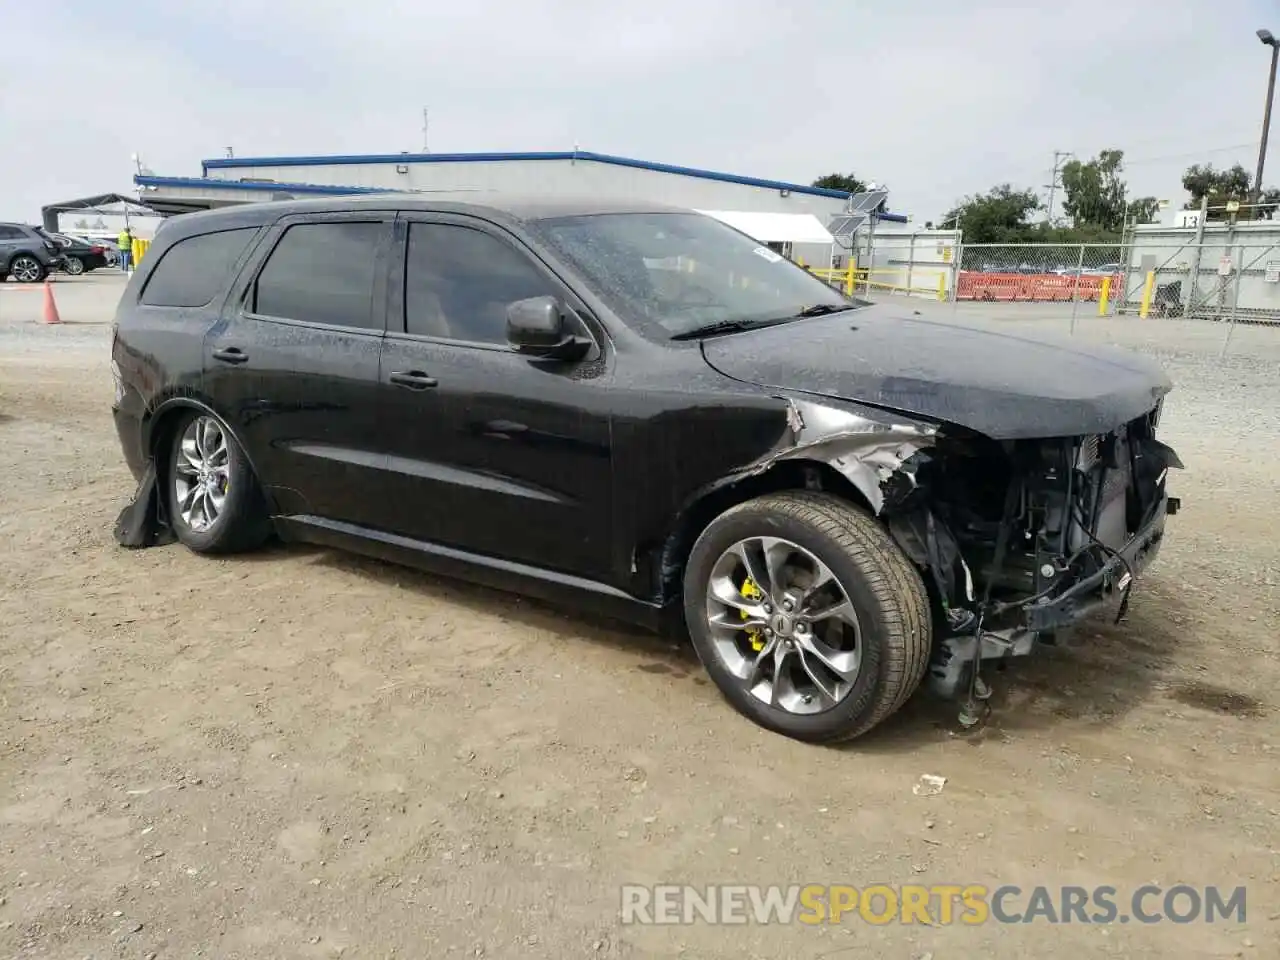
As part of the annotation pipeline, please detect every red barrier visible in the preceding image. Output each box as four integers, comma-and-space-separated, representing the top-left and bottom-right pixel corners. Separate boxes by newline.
957, 271, 1122, 303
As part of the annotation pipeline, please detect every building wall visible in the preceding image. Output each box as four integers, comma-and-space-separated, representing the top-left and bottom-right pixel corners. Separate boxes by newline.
205, 157, 849, 220
1129, 221, 1280, 320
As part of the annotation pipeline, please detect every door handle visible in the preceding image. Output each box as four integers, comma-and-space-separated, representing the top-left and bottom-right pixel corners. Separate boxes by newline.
211, 346, 249, 364
389, 370, 439, 390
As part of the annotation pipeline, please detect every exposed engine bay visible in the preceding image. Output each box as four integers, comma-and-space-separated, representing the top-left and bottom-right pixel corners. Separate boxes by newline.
882, 400, 1182, 709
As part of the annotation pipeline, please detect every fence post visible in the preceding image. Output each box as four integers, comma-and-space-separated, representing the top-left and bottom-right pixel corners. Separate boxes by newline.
1184, 195, 1208, 315
1098, 276, 1111, 316
1220, 246, 1246, 359
1069, 243, 1085, 333
951, 232, 964, 317
906, 234, 916, 297
1138, 271, 1156, 318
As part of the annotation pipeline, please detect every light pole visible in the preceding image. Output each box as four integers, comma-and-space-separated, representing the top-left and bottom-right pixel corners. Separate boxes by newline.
1253, 29, 1279, 208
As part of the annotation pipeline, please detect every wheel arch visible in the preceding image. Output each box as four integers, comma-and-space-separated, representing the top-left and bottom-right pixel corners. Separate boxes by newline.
144, 398, 266, 504
655, 459, 876, 607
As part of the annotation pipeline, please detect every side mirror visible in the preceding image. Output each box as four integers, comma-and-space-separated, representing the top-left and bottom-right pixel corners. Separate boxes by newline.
506, 295, 591, 360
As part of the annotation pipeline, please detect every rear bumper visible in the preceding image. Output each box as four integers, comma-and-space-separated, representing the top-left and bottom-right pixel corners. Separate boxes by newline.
1022, 494, 1170, 632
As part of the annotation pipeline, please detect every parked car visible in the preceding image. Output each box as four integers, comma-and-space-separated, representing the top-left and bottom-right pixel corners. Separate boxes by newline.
110, 197, 1181, 743
36, 229, 109, 275
0, 221, 63, 282
70, 235, 120, 266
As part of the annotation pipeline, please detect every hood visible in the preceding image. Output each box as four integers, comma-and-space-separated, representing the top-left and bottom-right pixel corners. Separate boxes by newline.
700, 304, 1173, 440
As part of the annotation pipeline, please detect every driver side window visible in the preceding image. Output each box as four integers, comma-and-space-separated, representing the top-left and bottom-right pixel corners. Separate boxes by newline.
405, 223, 556, 344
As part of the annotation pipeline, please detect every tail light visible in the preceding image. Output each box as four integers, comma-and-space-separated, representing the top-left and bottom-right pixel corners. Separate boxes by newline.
90, 245, 104, 254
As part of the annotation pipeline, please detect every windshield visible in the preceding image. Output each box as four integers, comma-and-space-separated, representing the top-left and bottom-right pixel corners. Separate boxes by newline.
529, 212, 861, 339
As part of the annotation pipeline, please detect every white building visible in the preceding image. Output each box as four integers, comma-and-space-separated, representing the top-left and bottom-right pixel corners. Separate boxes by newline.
135, 150, 906, 266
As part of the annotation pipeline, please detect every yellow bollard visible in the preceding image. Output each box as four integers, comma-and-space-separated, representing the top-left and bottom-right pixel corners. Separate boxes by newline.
936, 273, 946, 302
1097, 276, 1111, 316
845, 263, 855, 297
1138, 271, 1156, 318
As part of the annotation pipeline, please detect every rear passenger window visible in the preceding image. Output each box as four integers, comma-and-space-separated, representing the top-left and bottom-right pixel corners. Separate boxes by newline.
405, 223, 556, 342
140, 228, 259, 308
254, 222, 384, 330
0, 225, 25, 240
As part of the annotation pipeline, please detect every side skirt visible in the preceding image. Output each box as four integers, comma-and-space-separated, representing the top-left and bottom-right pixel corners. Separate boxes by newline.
274, 514, 671, 633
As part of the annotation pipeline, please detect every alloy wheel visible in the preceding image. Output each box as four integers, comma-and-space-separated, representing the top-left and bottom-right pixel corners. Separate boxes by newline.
704, 536, 863, 715
11, 256, 40, 283
173, 416, 231, 532
63, 257, 84, 276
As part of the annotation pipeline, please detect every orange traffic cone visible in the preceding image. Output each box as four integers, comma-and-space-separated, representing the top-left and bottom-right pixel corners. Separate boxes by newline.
42, 279, 61, 325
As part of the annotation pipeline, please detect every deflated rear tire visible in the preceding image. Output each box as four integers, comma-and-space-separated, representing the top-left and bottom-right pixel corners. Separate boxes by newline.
166, 411, 271, 555
683, 491, 932, 743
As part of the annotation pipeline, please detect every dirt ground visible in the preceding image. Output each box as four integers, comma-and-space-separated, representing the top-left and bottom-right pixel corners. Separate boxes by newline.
2, 275, 1278, 958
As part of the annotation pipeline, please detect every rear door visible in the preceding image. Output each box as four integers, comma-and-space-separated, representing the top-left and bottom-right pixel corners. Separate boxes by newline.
374, 213, 615, 578
205, 211, 394, 528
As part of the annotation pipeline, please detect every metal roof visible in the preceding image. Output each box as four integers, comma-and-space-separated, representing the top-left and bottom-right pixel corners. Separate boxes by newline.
137, 161, 911, 224
199, 149, 900, 210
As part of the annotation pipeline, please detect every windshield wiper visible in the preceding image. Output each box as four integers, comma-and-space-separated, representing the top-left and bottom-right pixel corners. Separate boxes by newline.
669, 318, 787, 341
794, 303, 856, 317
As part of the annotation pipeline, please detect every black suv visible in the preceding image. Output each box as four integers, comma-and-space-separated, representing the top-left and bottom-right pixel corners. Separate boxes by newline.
111, 197, 1180, 743
0, 222, 62, 282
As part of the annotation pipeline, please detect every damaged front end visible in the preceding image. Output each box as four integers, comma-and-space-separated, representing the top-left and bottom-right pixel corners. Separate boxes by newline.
760, 397, 1183, 706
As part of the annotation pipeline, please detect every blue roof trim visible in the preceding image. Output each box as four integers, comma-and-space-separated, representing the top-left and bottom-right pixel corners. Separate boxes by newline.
138, 171, 910, 223
201, 149, 856, 201
135, 175, 390, 195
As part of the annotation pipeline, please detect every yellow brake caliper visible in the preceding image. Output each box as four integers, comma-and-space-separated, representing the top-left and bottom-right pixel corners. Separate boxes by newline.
741, 577, 767, 651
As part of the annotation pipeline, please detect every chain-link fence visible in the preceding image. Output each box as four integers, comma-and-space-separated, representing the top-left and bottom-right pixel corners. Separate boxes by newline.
944, 242, 1280, 326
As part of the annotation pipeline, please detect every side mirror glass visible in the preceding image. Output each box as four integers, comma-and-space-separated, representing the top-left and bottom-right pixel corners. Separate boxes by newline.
506, 295, 591, 360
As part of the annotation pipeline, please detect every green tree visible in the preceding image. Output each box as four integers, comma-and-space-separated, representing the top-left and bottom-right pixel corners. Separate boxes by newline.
1126, 196, 1162, 224
1177, 163, 1280, 219
942, 185, 1042, 243
811, 173, 868, 195
1060, 149, 1128, 231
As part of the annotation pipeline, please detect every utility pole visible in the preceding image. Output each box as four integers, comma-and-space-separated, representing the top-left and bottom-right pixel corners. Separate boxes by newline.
1254, 30, 1279, 208
422, 108, 430, 153
1044, 150, 1072, 226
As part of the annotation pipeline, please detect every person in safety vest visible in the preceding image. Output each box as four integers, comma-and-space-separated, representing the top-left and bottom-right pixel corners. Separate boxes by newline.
117, 226, 133, 272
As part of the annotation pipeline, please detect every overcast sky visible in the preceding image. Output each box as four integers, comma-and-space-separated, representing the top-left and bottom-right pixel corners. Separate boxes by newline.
3, 1, 1276, 223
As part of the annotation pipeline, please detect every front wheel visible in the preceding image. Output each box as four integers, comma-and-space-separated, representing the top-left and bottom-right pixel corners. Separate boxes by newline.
683, 491, 932, 743
166, 411, 271, 554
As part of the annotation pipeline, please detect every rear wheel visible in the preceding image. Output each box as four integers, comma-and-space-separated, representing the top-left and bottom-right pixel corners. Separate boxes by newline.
9, 255, 44, 283
683, 491, 932, 743
166, 411, 271, 554
62, 256, 85, 276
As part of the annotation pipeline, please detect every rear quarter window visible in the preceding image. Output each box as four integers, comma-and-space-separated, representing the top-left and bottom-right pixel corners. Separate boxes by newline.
139, 227, 260, 308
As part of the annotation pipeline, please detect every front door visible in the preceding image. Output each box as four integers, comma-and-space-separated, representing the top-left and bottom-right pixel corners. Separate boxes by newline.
374, 214, 615, 579
205, 212, 394, 528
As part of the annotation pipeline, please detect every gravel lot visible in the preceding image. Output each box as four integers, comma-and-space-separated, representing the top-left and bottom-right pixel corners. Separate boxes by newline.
2, 273, 1278, 959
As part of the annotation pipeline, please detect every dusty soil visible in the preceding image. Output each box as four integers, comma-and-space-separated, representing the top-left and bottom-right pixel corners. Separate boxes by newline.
1, 286, 1278, 958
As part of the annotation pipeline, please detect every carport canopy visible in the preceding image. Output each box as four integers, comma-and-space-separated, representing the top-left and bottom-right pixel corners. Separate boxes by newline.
695, 209, 835, 245
40, 193, 160, 232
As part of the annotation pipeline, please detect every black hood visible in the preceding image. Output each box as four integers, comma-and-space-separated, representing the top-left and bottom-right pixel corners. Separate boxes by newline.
700, 304, 1173, 439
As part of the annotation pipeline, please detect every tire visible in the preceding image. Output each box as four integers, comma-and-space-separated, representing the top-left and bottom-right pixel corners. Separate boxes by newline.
9, 255, 45, 283
165, 410, 271, 554
683, 491, 932, 743
63, 256, 85, 276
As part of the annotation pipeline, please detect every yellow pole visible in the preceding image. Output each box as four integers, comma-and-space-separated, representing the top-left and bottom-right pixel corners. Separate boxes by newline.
1138, 271, 1155, 318
845, 262, 854, 297
936, 273, 946, 302
1097, 276, 1111, 316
